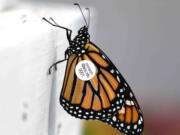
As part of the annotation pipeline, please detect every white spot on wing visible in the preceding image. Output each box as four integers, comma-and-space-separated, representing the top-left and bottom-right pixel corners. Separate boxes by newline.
110, 69, 114, 73
117, 76, 120, 83
126, 100, 131, 106
131, 101, 134, 105
112, 116, 117, 122
134, 124, 137, 129
120, 99, 123, 103
116, 101, 119, 104
81, 50, 85, 53
97, 113, 101, 115
130, 92, 133, 98
78, 110, 82, 113
124, 83, 128, 87
140, 116, 143, 122
120, 88, 123, 93
96, 116, 99, 119
62, 99, 65, 102
102, 55, 106, 59
116, 70, 119, 74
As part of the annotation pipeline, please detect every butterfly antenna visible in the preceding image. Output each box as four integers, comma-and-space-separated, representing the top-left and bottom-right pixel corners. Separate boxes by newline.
85, 8, 90, 28
74, 3, 88, 27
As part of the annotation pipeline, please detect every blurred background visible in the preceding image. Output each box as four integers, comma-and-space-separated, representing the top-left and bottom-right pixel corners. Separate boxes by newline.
1, 0, 180, 135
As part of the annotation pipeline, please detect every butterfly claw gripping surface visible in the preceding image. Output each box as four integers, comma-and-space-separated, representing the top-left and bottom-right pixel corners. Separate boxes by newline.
48, 68, 52, 75
48, 63, 58, 75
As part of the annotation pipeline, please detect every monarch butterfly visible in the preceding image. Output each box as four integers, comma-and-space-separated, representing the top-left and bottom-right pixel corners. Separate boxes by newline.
43, 3, 144, 135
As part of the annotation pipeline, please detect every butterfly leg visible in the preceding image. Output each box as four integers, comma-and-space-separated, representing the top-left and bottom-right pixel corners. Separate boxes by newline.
49, 17, 72, 43
48, 59, 67, 74
42, 17, 72, 43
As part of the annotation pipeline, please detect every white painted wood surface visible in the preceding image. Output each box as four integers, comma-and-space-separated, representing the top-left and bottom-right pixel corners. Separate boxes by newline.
0, 3, 84, 135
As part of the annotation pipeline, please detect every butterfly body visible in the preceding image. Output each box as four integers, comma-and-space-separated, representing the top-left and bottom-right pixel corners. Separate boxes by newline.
43, 3, 144, 135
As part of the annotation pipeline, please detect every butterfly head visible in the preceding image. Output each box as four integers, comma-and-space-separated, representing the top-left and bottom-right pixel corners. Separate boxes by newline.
78, 26, 88, 34
70, 26, 90, 46
77, 26, 90, 41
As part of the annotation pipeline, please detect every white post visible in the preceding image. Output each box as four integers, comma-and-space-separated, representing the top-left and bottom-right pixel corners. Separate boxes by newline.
0, 3, 83, 135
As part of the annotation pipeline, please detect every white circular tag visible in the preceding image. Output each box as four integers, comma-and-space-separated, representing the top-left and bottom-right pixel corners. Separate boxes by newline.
75, 60, 96, 81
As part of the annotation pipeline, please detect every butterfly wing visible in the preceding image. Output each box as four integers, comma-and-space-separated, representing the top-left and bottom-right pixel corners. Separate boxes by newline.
101, 87, 144, 135
60, 43, 129, 120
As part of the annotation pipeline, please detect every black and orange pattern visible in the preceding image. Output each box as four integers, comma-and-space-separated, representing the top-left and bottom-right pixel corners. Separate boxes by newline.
102, 88, 144, 135
60, 43, 125, 120
43, 3, 144, 135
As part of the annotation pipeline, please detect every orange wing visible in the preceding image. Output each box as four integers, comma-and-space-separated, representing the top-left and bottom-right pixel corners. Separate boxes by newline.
101, 88, 144, 135
60, 43, 128, 120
